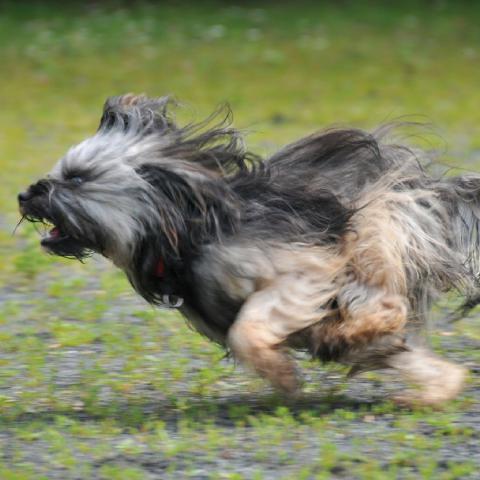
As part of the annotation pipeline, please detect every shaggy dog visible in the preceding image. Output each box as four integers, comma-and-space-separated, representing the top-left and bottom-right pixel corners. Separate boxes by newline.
19, 94, 479, 406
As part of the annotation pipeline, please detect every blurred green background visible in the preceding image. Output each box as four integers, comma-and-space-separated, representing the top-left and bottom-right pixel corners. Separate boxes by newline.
1, 2, 480, 479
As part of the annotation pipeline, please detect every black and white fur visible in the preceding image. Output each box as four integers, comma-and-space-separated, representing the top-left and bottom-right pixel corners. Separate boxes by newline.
19, 94, 480, 405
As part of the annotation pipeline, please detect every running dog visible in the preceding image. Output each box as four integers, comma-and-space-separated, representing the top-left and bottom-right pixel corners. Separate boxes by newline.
19, 94, 479, 405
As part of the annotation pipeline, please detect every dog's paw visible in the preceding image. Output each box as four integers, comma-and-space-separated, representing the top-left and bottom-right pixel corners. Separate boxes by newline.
391, 363, 468, 408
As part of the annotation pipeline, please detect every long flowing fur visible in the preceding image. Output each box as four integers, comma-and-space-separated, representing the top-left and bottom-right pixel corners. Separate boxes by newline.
18, 94, 479, 405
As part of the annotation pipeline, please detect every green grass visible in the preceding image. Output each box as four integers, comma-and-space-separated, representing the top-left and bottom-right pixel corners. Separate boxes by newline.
1, 1, 480, 478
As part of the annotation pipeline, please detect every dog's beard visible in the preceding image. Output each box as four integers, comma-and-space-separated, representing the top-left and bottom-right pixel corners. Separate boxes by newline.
25, 215, 93, 259
20, 194, 98, 260
40, 224, 92, 259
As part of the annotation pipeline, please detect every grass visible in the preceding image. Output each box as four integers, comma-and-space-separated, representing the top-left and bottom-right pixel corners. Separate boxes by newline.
1, 1, 480, 478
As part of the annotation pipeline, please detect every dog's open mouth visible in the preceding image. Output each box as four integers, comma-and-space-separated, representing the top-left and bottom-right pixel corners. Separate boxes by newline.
37, 222, 89, 259
41, 225, 71, 248
19, 204, 91, 259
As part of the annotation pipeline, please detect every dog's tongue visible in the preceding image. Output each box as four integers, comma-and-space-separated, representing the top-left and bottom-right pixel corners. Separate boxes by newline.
50, 227, 60, 238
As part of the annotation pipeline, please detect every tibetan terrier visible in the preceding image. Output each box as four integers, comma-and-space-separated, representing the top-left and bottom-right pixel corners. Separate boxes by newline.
19, 94, 480, 406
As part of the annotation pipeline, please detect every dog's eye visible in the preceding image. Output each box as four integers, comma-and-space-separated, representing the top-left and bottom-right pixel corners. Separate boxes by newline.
63, 170, 86, 185
69, 176, 83, 185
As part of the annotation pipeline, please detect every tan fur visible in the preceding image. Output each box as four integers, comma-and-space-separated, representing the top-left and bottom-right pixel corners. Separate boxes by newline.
338, 292, 408, 344
227, 184, 468, 405
387, 349, 467, 406
227, 249, 347, 394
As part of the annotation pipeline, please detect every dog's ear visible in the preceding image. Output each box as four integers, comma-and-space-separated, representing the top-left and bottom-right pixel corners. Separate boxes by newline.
136, 163, 238, 246
98, 94, 176, 134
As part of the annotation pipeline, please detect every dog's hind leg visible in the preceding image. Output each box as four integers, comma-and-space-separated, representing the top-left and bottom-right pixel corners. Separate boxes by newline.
386, 348, 467, 407
336, 286, 466, 405
337, 283, 409, 345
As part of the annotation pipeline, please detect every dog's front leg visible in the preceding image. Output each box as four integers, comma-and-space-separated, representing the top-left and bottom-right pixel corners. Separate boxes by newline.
227, 287, 301, 395
227, 276, 324, 396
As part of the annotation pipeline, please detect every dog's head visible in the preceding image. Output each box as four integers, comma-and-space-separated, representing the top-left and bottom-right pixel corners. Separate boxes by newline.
18, 94, 246, 300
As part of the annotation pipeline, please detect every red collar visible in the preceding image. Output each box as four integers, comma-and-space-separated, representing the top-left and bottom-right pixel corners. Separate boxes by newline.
155, 258, 165, 277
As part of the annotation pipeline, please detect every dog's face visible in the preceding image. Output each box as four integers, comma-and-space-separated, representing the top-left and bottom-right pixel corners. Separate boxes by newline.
18, 145, 151, 262
18, 95, 175, 264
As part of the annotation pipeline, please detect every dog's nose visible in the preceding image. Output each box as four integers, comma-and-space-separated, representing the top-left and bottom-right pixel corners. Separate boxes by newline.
18, 190, 32, 203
